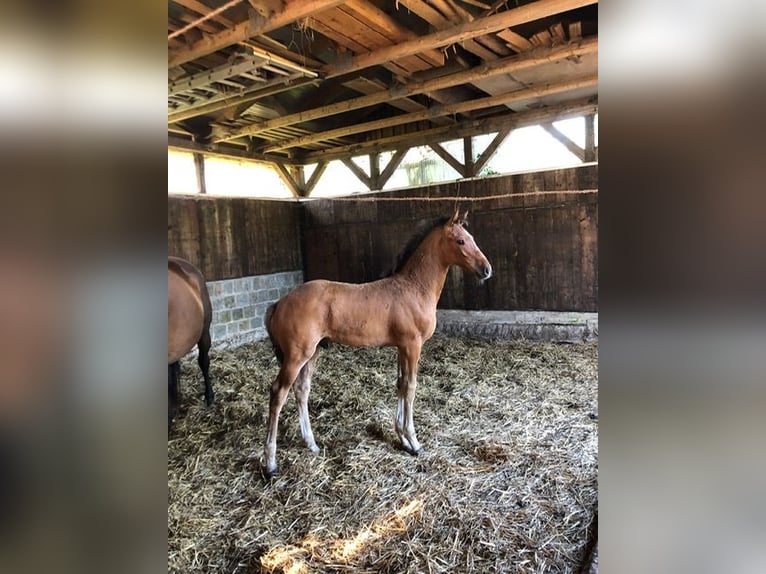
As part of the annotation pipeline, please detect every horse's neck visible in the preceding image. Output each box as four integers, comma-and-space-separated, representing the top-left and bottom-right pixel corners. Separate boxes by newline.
397, 235, 449, 305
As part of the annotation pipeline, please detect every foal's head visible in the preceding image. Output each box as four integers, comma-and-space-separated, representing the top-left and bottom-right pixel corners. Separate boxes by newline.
439, 210, 493, 281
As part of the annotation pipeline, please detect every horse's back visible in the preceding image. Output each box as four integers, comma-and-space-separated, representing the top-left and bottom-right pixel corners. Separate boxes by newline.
168, 258, 207, 363
272, 277, 424, 348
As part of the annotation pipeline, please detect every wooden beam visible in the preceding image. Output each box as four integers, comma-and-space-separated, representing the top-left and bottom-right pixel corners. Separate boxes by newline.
172, 0, 236, 27
496, 29, 533, 52
396, 0, 498, 61
341, 158, 372, 189
541, 122, 585, 161
343, 0, 444, 68
264, 75, 598, 152
303, 161, 328, 197
377, 148, 408, 189
433, 0, 512, 57
299, 99, 597, 163
248, 0, 286, 18
168, 75, 316, 123
212, 37, 597, 141
242, 37, 325, 69
458, 0, 492, 9
273, 162, 302, 197
430, 142, 466, 177
473, 128, 509, 173
168, 0, 347, 67
168, 133, 276, 163
326, 0, 597, 76
168, 56, 267, 96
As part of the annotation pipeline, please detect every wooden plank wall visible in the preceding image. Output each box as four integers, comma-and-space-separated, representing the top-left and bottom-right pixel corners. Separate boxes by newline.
301, 165, 598, 311
168, 195, 302, 281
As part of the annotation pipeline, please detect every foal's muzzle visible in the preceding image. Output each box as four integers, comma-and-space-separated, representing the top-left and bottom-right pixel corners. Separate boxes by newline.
476, 264, 493, 282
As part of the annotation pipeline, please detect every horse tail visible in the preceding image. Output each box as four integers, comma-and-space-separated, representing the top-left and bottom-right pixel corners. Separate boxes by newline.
265, 302, 283, 365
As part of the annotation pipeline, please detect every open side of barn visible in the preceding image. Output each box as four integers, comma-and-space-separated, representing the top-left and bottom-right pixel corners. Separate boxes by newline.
168, 163, 598, 347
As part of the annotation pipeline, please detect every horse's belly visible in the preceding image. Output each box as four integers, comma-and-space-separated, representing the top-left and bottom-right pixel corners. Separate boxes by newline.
329, 319, 391, 348
168, 273, 205, 362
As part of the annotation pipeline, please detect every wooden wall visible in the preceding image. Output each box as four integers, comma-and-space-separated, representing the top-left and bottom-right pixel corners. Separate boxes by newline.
301, 165, 598, 312
168, 195, 302, 281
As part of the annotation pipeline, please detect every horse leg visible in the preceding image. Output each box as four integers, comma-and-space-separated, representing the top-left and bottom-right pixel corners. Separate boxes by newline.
168, 361, 180, 431
198, 328, 214, 406
264, 352, 312, 477
395, 343, 422, 455
294, 350, 320, 454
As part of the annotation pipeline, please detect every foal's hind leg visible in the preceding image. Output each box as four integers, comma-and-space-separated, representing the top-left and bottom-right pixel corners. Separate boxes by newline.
198, 328, 214, 406
264, 351, 313, 476
395, 343, 422, 455
294, 350, 320, 454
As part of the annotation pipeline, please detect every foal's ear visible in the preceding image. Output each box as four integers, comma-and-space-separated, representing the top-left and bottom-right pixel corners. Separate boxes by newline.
449, 208, 460, 226
461, 209, 469, 221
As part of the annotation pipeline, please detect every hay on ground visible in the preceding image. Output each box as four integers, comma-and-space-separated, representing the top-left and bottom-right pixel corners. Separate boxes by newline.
168, 335, 598, 573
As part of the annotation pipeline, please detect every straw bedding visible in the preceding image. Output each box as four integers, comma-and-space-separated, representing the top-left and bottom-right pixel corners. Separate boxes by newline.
168, 335, 598, 573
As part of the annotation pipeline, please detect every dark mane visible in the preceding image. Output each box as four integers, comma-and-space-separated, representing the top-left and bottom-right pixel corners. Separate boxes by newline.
386, 216, 451, 277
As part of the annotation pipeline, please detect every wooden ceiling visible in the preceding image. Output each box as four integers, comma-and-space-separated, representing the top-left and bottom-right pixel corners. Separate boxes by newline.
168, 0, 598, 169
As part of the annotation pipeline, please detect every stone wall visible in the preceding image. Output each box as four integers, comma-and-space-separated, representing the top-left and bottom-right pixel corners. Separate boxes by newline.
206, 270, 303, 347
435, 310, 598, 343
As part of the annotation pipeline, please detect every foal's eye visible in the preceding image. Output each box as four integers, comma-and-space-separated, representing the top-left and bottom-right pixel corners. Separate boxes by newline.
456, 239, 465, 246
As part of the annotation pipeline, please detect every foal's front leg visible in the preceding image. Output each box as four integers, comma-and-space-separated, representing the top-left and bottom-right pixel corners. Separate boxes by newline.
395, 344, 422, 455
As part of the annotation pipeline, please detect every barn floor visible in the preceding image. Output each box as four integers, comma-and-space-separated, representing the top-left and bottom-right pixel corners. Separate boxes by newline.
168, 336, 598, 574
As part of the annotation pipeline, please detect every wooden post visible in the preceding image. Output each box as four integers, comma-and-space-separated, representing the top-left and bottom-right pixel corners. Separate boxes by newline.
584, 113, 596, 162
369, 152, 380, 190
463, 136, 475, 177
193, 152, 206, 194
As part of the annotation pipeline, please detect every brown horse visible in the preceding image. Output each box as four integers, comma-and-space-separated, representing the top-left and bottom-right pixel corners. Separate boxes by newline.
168, 256, 213, 429
263, 210, 492, 476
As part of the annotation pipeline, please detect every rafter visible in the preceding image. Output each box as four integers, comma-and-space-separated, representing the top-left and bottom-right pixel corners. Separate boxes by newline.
541, 122, 585, 161
212, 37, 597, 141
168, 133, 274, 163
325, 0, 597, 77
168, 74, 316, 123
299, 99, 597, 163
273, 162, 303, 197
303, 161, 328, 196
264, 75, 598, 152
341, 158, 372, 189
168, 0, 347, 67
429, 142, 466, 176
377, 148, 408, 189
473, 128, 510, 173
172, 0, 236, 27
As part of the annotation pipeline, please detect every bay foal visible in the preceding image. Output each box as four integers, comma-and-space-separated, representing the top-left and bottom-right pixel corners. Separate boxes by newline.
263, 211, 492, 476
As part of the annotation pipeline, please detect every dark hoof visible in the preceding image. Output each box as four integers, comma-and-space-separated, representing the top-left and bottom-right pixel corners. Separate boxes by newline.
204, 390, 215, 406
400, 443, 422, 456
262, 463, 279, 480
